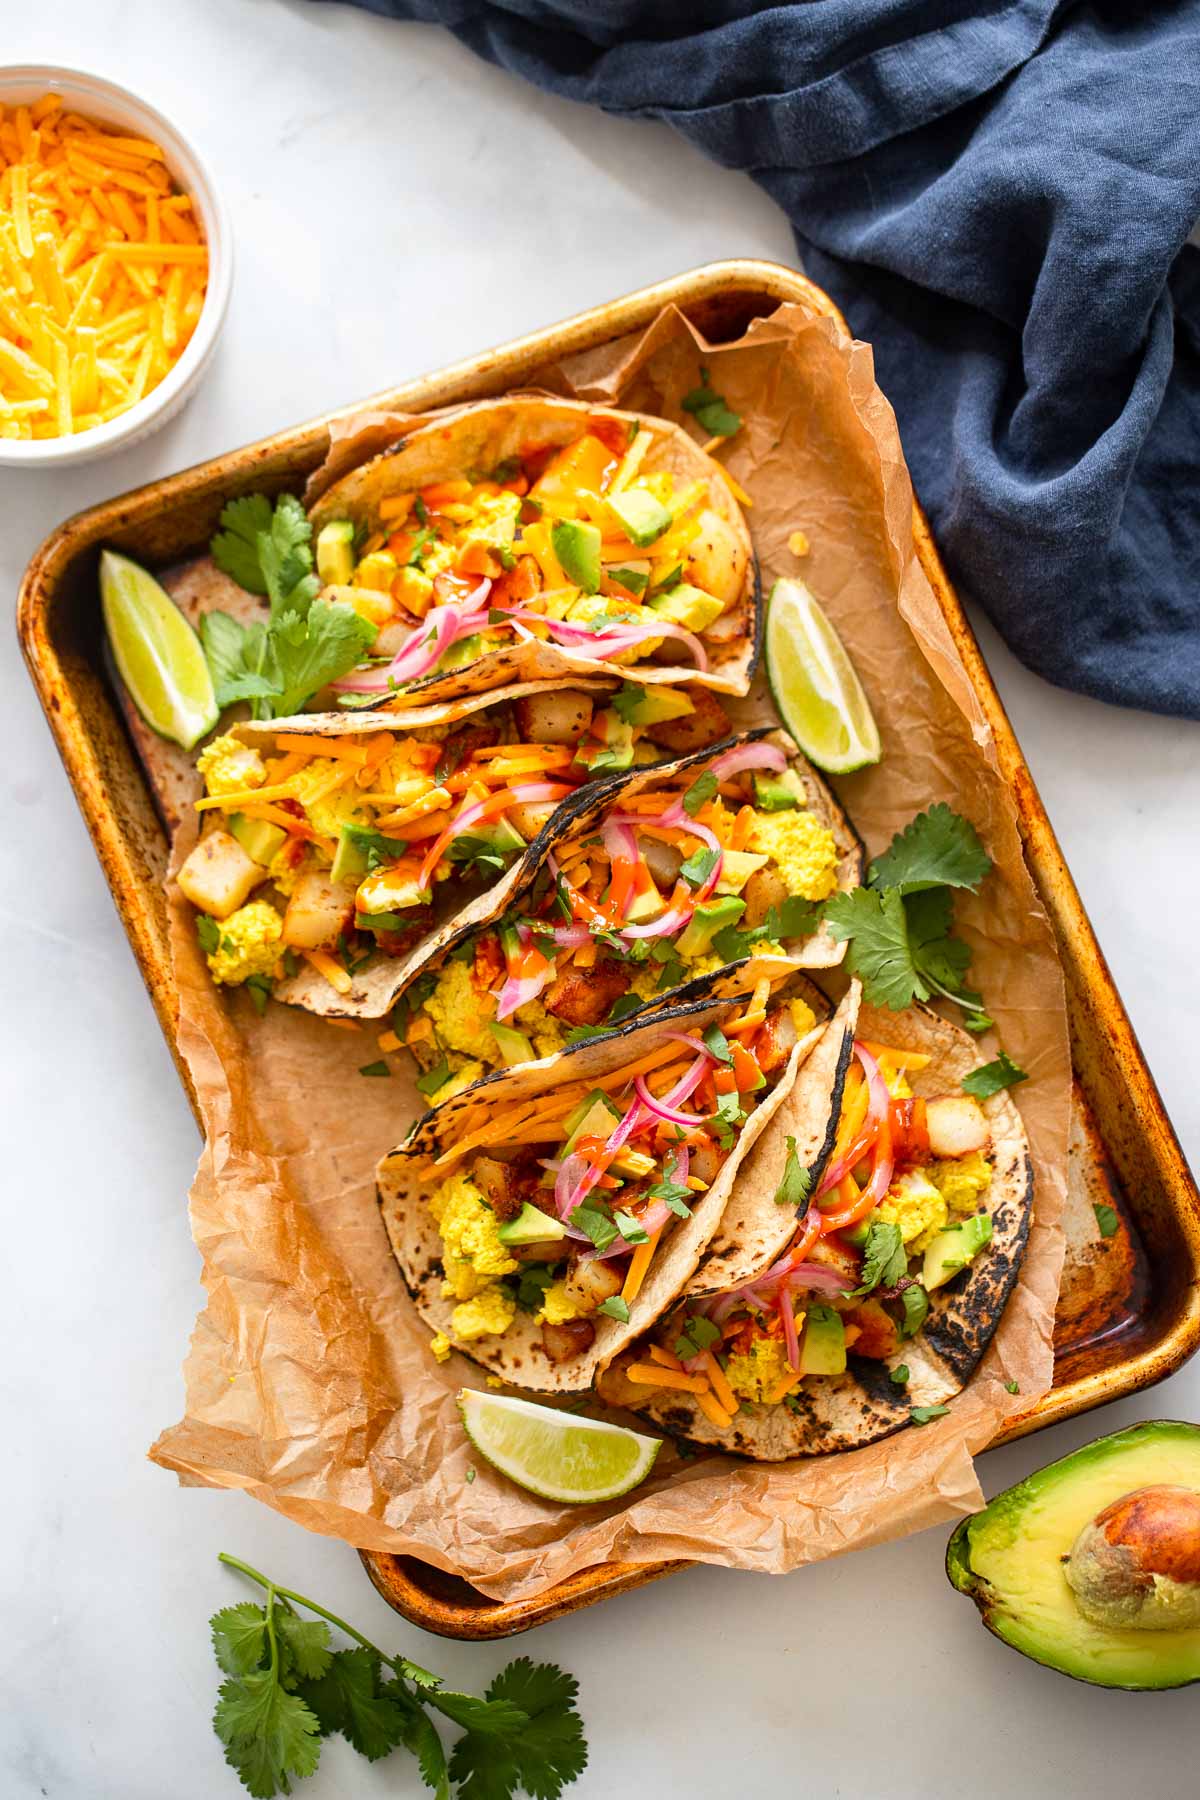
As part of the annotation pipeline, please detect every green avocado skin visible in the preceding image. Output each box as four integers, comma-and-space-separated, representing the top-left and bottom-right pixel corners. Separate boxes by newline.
947, 1420, 1200, 1690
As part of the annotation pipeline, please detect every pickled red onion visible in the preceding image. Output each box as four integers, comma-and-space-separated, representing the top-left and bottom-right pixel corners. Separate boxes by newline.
708, 741, 788, 782
779, 1289, 801, 1371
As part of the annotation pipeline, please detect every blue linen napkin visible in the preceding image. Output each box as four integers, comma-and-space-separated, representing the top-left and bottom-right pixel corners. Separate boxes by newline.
316, 1, 1200, 717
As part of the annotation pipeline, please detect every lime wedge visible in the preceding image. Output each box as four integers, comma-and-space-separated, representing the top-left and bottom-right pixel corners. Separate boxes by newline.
765, 577, 881, 773
458, 1389, 661, 1503
100, 548, 219, 750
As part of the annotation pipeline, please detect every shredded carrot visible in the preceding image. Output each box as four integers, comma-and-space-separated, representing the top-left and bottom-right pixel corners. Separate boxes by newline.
764, 1371, 804, 1406
695, 1390, 736, 1430
729, 804, 756, 852
621, 1228, 663, 1306
626, 1361, 707, 1394
271, 733, 368, 763
859, 1041, 932, 1073
647, 1343, 685, 1371
699, 1351, 739, 1416
300, 949, 352, 995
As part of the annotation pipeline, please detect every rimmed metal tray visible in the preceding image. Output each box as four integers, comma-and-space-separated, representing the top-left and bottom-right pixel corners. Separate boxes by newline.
18, 259, 1200, 1640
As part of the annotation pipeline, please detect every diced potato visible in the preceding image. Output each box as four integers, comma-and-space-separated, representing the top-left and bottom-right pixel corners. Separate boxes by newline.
506, 800, 558, 841
563, 1256, 625, 1313
542, 1318, 597, 1363
178, 830, 268, 920
683, 507, 748, 608
512, 688, 594, 745
643, 683, 732, 754
741, 864, 790, 928
280, 869, 357, 951
925, 1095, 991, 1158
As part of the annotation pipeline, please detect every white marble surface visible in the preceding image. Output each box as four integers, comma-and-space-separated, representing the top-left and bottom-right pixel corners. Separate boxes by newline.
3, 5, 1198, 1796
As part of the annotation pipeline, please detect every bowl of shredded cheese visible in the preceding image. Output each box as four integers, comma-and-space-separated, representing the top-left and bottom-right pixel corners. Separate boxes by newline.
0, 66, 231, 465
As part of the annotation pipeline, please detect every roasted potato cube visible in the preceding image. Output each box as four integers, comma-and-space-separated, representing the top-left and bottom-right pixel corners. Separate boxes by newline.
280, 870, 357, 951
643, 683, 732, 754
178, 830, 268, 920
512, 688, 595, 745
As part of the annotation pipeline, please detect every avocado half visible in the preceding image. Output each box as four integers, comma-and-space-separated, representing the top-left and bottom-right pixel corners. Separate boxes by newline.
947, 1421, 1200, 1690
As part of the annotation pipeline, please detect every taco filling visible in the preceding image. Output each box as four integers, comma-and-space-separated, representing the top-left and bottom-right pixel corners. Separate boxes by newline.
417, 989, 816, 1371
627, 1036, 996, 1431
398, 736, 846, 1085
317, 418, 749, 695
175, 685, 727, 1001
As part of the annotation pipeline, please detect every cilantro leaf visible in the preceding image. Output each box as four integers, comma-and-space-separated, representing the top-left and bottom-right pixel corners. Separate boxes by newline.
210, 494, 274, 594
1004, 1378, 1021, 1395
675, 1313, 721, 1359
679, 845, 720, 889
1094, 1202, 1119, 1239
196, 914, 221, 957
359, 1060, 391, 1078
378, 1681, 451, 1799
611, 682, 647, 724
702, 1023, 732, 1063
607, 993, 645, 1026
449, 1658, 587, 1800
200, 611, 275, 707
212, 492, 320, 625
297, 1648, 410, 1761
415, 1059, 452, 1100
853, 1221, 908, 1295
962, 1052, 1028, 1099
898, 1283, 929, 1339
513, 1264, 555, 1313
614, 1209, 648, 1244
681, 370, 741, 438
910, 1404, 950, 1425
269, 599, 378, 717
647, 1156, 692, 1216
825, 888, 923, 1011
211, 1602, 269, 1677
709, 1086, 746, 1147
569, 1200, 618, 1252
274, 1609, 333, 1683
889, 1364, 910, 1386
773, 1134, 812, 1213
214, 1672, 322, 1798
868, 804, 991, 895
682, 770, 718, 816
596, 1296, 630, 1323
905, 887, 973, 993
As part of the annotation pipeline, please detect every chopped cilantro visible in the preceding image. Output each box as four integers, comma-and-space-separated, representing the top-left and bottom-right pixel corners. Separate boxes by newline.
245, 975, 272, 1017
196, 914, 221, 956
358, 1060, 391, 1078
465, 1465, 476, 1483
513, 1265, 555, 1313
680, 845, 720, 889
1094, 1202, 1119, 1239
611, 682, 647, 723
675, 1314, 721, 1359
682, 770, 718, 817
413, 494, 428, 525
569, 1201, 618, 1252
702, 1023, 733, 1063
898, 1283, 929, 1339
889, 1364, 910, 1386
608, 566, 649, 595
647, 1157, 692, 1216
681, 368, 741, 438
773, 1134, 812, 1213
962, 1052, 1029, 1099
1004, 1378, 1021, 1395
614, 1211, 648, 1244
646, 562, 683, 597
852, 1220, 908, 1295
597, 1296, 630, 1323
608, 993, 645, 1025
910, 1404, 950, 1425
415, 1058, 452, 1099
709, 1086, 746, 1146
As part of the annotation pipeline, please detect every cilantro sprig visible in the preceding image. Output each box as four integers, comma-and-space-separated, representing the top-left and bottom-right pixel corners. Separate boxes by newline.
825, 805, 995, 1030
205, 493, 378, 720
211, 1553, 587, 1799
681, 369, 741, 438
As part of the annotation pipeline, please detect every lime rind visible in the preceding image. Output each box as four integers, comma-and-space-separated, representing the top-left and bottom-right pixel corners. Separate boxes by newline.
765, 577, 881, 774
100, 548, 219, 751
458, 1388, 661, 1503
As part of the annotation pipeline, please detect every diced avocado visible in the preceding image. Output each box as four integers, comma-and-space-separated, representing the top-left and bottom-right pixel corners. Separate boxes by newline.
551, 519, 602, 594
609, 1146, 656, 1179
355, 548, 398, 592
579, 711, 635, 772
562, 1090, 622, 1152
615, 684, 695, 726
841, 1209, 877, 1249
316, 519, 356, 586
437, 632, 486, 672
497, 1202, 569, 1247
228, 813, 288, 868
451, 816, 526, 861
608, 489, 672, 548
923, 1212, 993, 1291
946, 1420, 1200, 1689
606, 562, 649, 594
488, 1022, 535, 1068
753, 769, 806, 812
713, 849, 768, 896
331, 822, 399, 883
799, 1304, 847, 1376
676, 896, 745, 958
623, 878, 665, 924
645, 583, 724, 633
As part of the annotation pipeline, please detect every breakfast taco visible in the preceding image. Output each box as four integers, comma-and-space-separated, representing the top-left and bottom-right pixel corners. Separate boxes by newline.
173, 679, 731, 1018
393, 728, 863, 1092
376, 978, 842, 1393
603, 1002, 1034, 1455
307, 396, 758, 704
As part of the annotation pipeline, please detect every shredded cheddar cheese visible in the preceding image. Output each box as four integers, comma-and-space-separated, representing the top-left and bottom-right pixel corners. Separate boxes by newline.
0, 95, 209, 440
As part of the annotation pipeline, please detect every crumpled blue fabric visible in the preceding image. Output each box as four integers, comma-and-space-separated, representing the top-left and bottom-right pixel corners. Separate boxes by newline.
316, 0, 1200, 716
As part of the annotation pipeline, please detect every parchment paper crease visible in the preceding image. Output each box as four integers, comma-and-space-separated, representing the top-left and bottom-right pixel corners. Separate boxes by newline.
150, 301, 1069, 1600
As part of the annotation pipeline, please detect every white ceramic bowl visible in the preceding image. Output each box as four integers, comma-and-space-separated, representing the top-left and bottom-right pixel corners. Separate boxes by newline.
0, 65, 232, 467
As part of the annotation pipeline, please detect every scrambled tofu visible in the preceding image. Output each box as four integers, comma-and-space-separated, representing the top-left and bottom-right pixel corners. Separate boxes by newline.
930, 1149, 993, 1214
428, 1171, 517, 1341
425, 1059, 486, 1105
537, 1279, 585, 1326
430, 1332, 452, 1363
196, 735, 266, 798
748, 810, 840, 902
879, 1168, 947, 1252
205, 900, 283, 987
790, 995, 817, 1036
423, 959, 565, 1066
289, 758, 367, 840
724, 1332, 791, 1403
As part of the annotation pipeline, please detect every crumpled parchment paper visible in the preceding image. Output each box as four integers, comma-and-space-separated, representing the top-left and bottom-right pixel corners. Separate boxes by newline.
150, 300, 1069, 1600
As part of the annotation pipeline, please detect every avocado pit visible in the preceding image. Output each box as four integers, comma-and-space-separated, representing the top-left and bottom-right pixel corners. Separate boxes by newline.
1065, 1484, 1200, 1632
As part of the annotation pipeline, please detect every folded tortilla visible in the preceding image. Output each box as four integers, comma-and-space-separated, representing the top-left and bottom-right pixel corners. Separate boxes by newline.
608, 1001, 1035, 1456
307, 396, 759, 702
376, 979, 829, 1394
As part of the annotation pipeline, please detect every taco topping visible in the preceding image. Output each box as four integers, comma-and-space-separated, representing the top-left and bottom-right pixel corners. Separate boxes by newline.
318, 421, 749, 693
421, 994, 805, 1370
628, 1037, 996, 1428
176, 687, 729, 1001
398, 739, 838, 1082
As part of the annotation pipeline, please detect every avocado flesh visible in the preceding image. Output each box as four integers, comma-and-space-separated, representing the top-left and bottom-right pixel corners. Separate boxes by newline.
551, 518, 602, 593
619, 685, 694, 726
497, 1202, 569, 1247
947, 1421, 1200, 1689
799, 1304, 846, 1375
676, 896, 745, 958
316, 519, 356, 586
229, 813, 288, 867
562, 1091, 622, 1152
